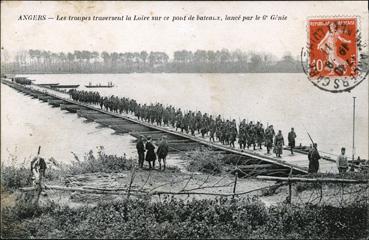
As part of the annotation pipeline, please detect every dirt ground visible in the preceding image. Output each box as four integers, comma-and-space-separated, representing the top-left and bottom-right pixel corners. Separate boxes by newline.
4, 166, 367, 209
0, 166, 288, 208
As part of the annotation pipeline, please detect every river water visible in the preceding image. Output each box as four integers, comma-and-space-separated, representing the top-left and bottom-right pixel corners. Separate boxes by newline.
1, 73, 368, 166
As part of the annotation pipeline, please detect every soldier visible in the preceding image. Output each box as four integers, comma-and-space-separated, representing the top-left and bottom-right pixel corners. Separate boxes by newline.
274, 130, 284, 158
156, 104, 163, 126
182, 112, 190, 134
238, 119, 246, 150
231, 119, 237, 129
135, 103, 142, 120
244, 123, 250, 149
175, 109, 182, 131
118, 100, 124, 114
223, 120, 229, 145
209, 120, 216, 142
214, 117, 220, 141
163, 108, 170, 126
30, 152, 47, 204
145, 136, 156, 170
336, 147, 348, 173
215, 124, 221, 143
264, 125, 275, 154
229, 124, 238, 148
101, 97, 107, 110
31, 156, 47, 185
169, 106, 176, 128
200, 113, 209, 138
308, 143, 321, 173
157, 136, 169, 171
288, 128, 297, 155
223, 119, 227, 142
136, 135, 145, 168
99, 96, 104, 109
218, 121, 225, 144
190, 113, 197, 136
247, 122, 256, 150
256, 122, 264, 150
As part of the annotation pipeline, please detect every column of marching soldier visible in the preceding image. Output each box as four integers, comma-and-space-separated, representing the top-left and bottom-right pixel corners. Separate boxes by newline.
69, 89, 297, 155
68, 90, 322, 173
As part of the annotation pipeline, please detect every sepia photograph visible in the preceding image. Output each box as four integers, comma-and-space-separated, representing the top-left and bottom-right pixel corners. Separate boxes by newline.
1, 1, 368, 239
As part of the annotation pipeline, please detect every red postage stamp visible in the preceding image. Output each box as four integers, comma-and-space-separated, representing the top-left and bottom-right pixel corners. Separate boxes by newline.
308, 18, 357, 78
301, 16, 368, 92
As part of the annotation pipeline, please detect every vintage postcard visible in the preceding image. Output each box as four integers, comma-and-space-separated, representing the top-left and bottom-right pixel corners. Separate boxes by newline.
1, 1, 368, 239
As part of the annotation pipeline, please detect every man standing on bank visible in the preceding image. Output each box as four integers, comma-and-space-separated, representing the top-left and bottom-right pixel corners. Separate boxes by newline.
157, 136, 169, 171
145, 136, 156, 170
288, 128, 297, 155
308, 143, 321, 173
337, 147, 348, 173
136, 135, 145, 168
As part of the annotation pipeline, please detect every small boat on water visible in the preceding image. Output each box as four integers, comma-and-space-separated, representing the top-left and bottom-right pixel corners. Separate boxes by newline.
85, 82, 114, 88
12, 77, 33, 85
50, 84, 80, 89
38, 83, 60, 87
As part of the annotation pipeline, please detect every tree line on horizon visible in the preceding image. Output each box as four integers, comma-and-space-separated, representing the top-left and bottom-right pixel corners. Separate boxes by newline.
1, 49, 303, 74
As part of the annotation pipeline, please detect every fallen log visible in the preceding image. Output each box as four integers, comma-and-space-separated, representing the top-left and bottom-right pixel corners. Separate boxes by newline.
19, 185, 147, 194
18, 184, 282, 197
257, 176, 369, 184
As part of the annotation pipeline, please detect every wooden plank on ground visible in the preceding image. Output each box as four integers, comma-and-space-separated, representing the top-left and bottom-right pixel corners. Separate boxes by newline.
257, 176, 368, 183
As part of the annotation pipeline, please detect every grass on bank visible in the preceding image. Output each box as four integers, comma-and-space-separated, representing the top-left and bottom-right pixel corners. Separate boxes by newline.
1, 196, 368, 239
1, 148, 133, 192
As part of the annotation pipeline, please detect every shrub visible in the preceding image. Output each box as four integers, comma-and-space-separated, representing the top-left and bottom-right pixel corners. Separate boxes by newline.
184, 149, 223, 174
295, 182, 322, 193
1, 165, 32, 192
67, 148, 133, 175
256, 203, 369, 239
1, 196, 368, 239
1, 198, 58, 239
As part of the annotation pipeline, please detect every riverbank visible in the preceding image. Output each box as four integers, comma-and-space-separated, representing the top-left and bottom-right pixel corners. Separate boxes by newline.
2, 186, 368, 239
2, 148, 368, 239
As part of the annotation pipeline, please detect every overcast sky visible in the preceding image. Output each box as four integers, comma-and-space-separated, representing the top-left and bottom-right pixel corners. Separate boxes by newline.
1, 1, 368, 59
